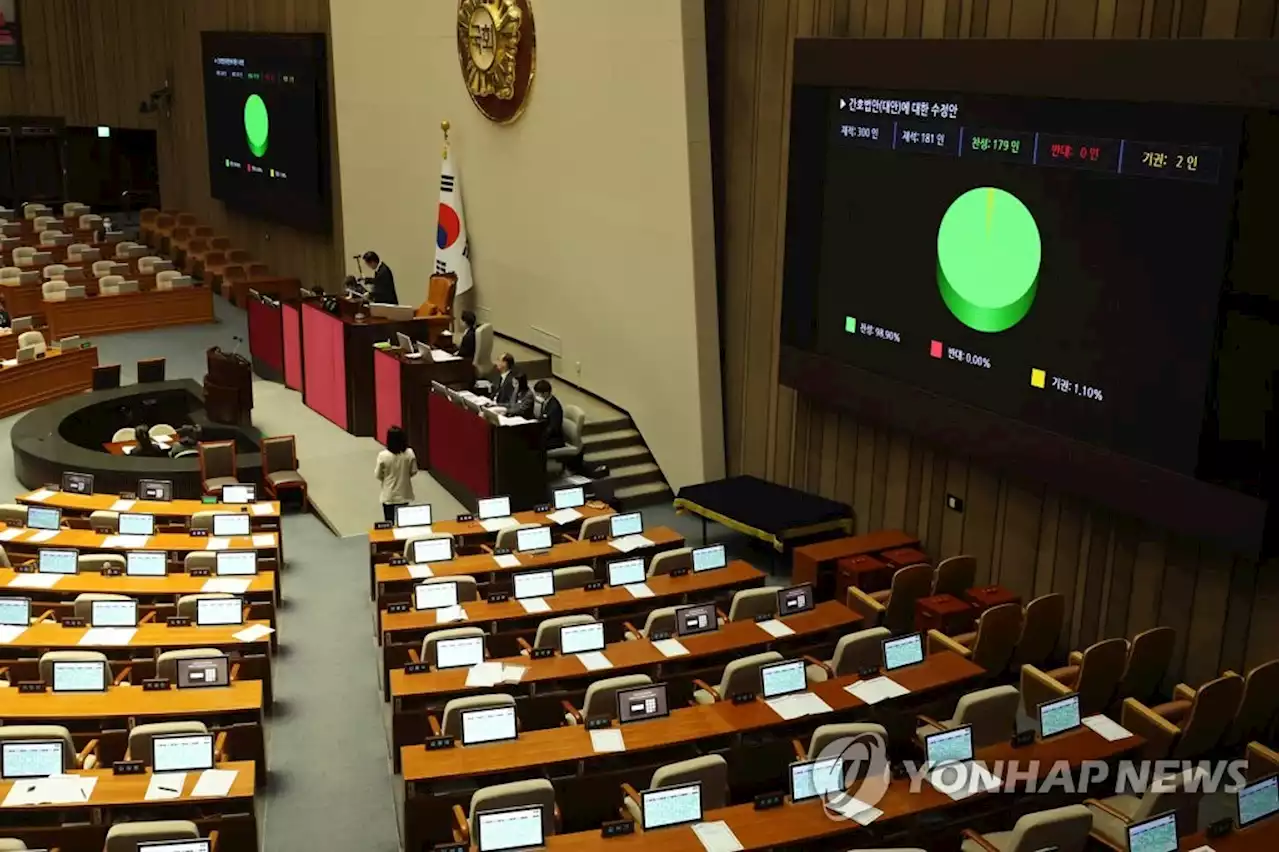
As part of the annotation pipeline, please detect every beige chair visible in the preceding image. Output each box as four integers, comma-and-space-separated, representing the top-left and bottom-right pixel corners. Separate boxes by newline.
104, 821, 203, 852
523, 614, 595, 654
114, 241, 139, 259
928, 602, 1022, 672
1223, 659, 1278, 747
157, 649, 227, 682
66, 243, 93, 261
404, 532, 453, 562
41, 279, 68, 301
177, 593, 236, 620
563, 674, 652, 725
1114, 626, 1177, 704
805, 626, 890, 683
0, 504, 27, 525
437, 693, 516, 739
847, 562, 933, 634
917, 684, 1020, 748
183, 551, 217, 573
692, 651, 782, 704
1020, 637, 1128, 717
127, 721, 216, 766
155, 269, 182, 290
38, 231, 64, 247
1085, 767, 1206, 850
647, 547, 692, 577
13, 247, 35, 266
546, 405, 586, 471
0, 839, 28, 850
420, 626, 486, 666
198, 440, 238, 495
1121, 673, 1245, 760
726, 586, 778, 621
552, 565, 595, 591
576, 515, 612, 541
33, 215, 56, 232
961, 804, 1093, 852
110, 427, 136, 442
38, 650, 108, 684
189, 511, 219, 533
933, 554, 977, 597
138, 256, 164, 275
93, 259, 115, 278
73, 592, 131, 621
472, 322, 494, 373
419, 575, 479, 603
78, 553, 125, 573
42, 263, 68, 280
0, 266, 20, 280
1011, 592, 1065, 669
623, 607, 677, 640
455, 779, 558, 846
0, 545, 9, 568
494, 523, 543, 551
800, 721, 887, 760
149, 423, 177, 439
98, 274, 125, 295
63, 202, 88, 217
1247, 741, 1278, 781
17, 330, 46, 355
622, 755, 727, 823
0, 724, 97, 770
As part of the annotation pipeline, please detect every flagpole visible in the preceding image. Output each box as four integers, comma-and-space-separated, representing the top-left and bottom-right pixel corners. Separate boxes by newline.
441, 119, 450, 159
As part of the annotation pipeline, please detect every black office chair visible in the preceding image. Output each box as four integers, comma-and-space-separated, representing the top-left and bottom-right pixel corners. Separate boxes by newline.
137, 357, 166, 383
92, 364, 122, 391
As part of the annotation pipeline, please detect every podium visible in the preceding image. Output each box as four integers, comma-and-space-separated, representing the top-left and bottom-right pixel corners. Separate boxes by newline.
204, 347, 253, 424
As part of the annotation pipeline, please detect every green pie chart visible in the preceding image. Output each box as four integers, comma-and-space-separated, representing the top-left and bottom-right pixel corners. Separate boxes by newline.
936, 187, 1040, 333
243, 94, 269, 158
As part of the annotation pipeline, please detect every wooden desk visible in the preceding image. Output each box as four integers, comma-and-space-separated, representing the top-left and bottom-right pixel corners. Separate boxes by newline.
1180, 821, 1277, 850
964, 585, 1021, 614
0, 523, 282, 569
881, 546, 929, 567
0, 567, 277, 612
45, 285, 214, 338
915, 594, 972, 634
0, 345, 98, 418
367, 503, 615, 563
791, 530, 920, 601
17, 490, 282, 526
0, 325, 50, 358
374, 346, 475, 463
370, 526, 685, 600
835, 553, 890, 598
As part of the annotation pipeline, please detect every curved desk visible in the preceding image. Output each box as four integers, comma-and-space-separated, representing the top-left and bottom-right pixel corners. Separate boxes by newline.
0, 346, 98, 419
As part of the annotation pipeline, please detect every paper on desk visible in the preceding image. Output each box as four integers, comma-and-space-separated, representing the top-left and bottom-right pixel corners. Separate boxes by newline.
203, 578, 251, 594
930, 762, 1001, 800
824, 796, 882, 825
23, 529, 59, 543
755, 619, 795, 638
251, 534, 275, 548
0, 528, 22, 542
545, 508, 582, 526
192, 768, 238, 798
844, 676, 909, 705
625, 583, 655, 599
153, 434, 173, 446
145, 772, 187, 801
204, 537, 230, 551
519, 597, 550, 614
26, 489, 54, 502
589, 729, 626, 754
692, 821, 744, 852
109, 499, 137, 511
563, 474, 592, 486
250, 502, 274, 516
1186, 846, 1215, 852
497, 415, 537, 426
233, 624, 275, 643
9, 573, 60, 589
37, 774, 95, 805
609, 534, 654, 554
392, 525, 431, 540
429, 349, 461, 363
502, 665, 526, 684
103, 535, 149, 549
79, 627, 137, 646
493, 554, 521, 569
1083, 714, 1133, 742
465, 662, 504, 688
2, 779, 43, 807
765, 692, 833, 720
479, 517, 519, 533
407, 565, 434, 579
577, 651, 613, 672
652, 638, 689, 658
0, 624, 28, 644
435, 605, 467, 624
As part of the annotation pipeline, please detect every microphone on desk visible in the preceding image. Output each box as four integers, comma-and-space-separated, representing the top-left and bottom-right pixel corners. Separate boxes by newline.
230, 335, 244, 357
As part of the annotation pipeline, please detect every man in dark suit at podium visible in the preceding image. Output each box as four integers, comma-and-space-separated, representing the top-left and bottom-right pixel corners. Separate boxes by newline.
361, 251, 399, 304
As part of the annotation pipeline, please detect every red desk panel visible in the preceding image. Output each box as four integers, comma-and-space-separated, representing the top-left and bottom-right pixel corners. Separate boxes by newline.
282, 302, 302, 390
374, 348, 402, 445
301, 302, 348, 430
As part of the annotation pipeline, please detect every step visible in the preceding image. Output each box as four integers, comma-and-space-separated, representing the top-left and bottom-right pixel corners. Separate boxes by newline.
583, 444, 652, 468
613, 481, 673, 509
581, 415, 631, 436
492, 334, 552, 380
582, 428, 642, 452
600, 461, 664, 490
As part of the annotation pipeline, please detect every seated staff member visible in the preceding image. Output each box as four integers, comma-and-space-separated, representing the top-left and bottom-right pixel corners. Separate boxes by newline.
532, 379, 564, 449
132, 425, 167, 457
456, 310, 479, 362
169, 424, 201, 458
492, 353, 518, 404
0, 304, 9, 329
361, 251, 399, 304
375, 425, 418, 522
504, 373, 533, 418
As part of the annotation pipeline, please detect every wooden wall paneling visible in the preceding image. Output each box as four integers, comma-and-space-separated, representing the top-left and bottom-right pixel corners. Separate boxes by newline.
1157, 538, 1201, 688
864, 0, 890, 36
1031, 493, 1061, 600
902, 441, 927, 534
866, 427, 891, 530
1076, 509, 1113, 649
984, 0, 1015, 35
995, 481, 1040, 599
1126, 533, 1167, 636
852, 422, 877, 532
1010, 0, 1051, 36
1103, 521, 1137, 641
1182, 550, 1233, 686
885, 0, 911, 36
922, 0, 949, 36
962, 462, 1000, 585
1237, 0, 1277, 34
833, 415, 859, 510
817, 411, 840, 498
881, 433, 912, 531
1047, 498, 1083, 649
1243, 559, 1277, 667
1201, 0, 1242, 36
1111, 0, 1147, 34
1055, 0, 1100, 34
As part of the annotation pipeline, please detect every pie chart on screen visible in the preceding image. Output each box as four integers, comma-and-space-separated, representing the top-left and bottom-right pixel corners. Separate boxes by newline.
244, 94, 270, 158
936, 186, 1041, 333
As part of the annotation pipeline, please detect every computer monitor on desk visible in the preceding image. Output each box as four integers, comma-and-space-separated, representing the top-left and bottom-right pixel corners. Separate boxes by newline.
761, 659, 807, 699
641, 782, 703, 830
38, 548, 78, 575
395, 332, 413, 353
139, 840, 212, 852
25, 505, 61, 531
91, 599, 138, 627
0, 740, 65, 779
1125, 811, 1178, 852
882, 632, 925, 672
395, 503, 433, 529
513, 569, 554, 600
478, 495, 511, 520
52, 659, 108, 693
777, 583, 814, 616
195, 596, 243, 626
139, 478, 173, 501
221, 484, 257, 504
213, 513, 251, 537
692, 544, 726, 572
152, 733, 215, 772
476, 805, 544, 852
410, 537, 453, 565
1237, 774, 1279, 829
609, 512, 643, 538
434, 635, 485, 670
61, 471, 94, 494
414, 581, 460, 611
127, 550, 167, 577
119, 512, 155, 536
515, 525, 552, 554
0, 598, 30, 627
553, 486, 585, 510
606, 557, 645, 587
460, 705, 518, 745
1037, 694, 1082, 739
559, 621, 605, 654
216, 551, 258, 576
924, 724, 973, 768
789, 755, 845, 803
675, 602, 718, 638
617, 683, 669, 724
176, 655, 230, 689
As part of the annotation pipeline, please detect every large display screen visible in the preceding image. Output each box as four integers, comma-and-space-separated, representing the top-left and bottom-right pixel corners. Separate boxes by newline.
200, 32, 330, 232
785, 88, 1241, 475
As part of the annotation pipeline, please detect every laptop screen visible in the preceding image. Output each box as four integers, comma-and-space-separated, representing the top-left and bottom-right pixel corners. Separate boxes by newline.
25, 506, 61, 531
476, 805, 544, 852
692, 544, 726, 572
127, 550, 168, 577
414, 582, 459, 611
0, 597, 30, 627
395, 504, 433, 528
882, 633, 925, 671
515, 526, 552, 553
410, 537, 453, 565
925, 724, 974, 768
119, 512, 155, 536
553, 486, 584, 510
221, 484, 256, 504
212, 513, 250, 537
0, 740, 64, 779
216, 551, 257, 576
761, 659, 807, 699
513, 570, 554, 600
176, 656, 230, 689
559, 621, 605, 654
1038, 694, 1082, 739
61, 471, 94, 494
138, 841, 212, 852
609, 512, 643, 538
139, 479, 173, 501
478, 496, 511, 520
641, 782, 702, 830
1237, 774, 1279, 829
152, 733, 215, 772
777, 583, 814, 616
1125, 811, 1178, 852
607, 557, 645, 587
435, 635, 485, 670
460, 705, 518, 745
91, 599, 138, 627
790, 756, 846, 802
38, 548, 78, 575
675, 603, 718, 638
52, 660, 108, 693
195, 597, 243, 626
617, 683, 669, 724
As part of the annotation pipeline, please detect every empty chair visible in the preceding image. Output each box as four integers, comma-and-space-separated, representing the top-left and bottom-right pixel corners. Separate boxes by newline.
138, 256, 164, 274
1223, 659, 1278, 748
38, 230, 63, 246
472, 322, 494, 372
1114, 626, 1176, 704
98, 275, 125, 295
1122, 673, 1245, 761
199, 440, 239, 495
621, 755, 727, 823
177, 593, 236, 620
41, 279, 68, 300
78, 553, 125, 573
623, 607, 677, 640
692, 651, 782, 704
961, 804, 1093, 852
42, 263, 68, 280
552, 565, 594, 591
0, 545, 9, 568
805, 626, 891, 683
576, 514, 612, 541
149, 423, 177, 439
12, 246, 35, 266
419, 575, 479, 602
546, 405, 586, 471
261, 435, 306, 505
246, 261, 271, 280
104, 821, 202, 852
93, 259, 115, 277
1011, 592, 1065, 669
421, 626, 486, 666
155, 269, 182, 289
927, 602, 1023, 673
726, 586, 777, 622
184, 552, 217, 573
66, 242, 93, 261
92, 364, 122, 390
563, 674, 653, 724
33, 215, 57, 231
454, 779, 558, 846
916, 684, 1020, 748
62, 202, 87, 217
495, 522, 543, 551
73, 592, 131, 620
403, 532, 452, 560
1085, 767, 1206, 849
114, 240, 139, 259
157, 649, 226, 682
1021, 637, 1130, 718
523, 614, 595, 653
127, 721, 213, 765
0, 266, 20, 280
88, 510, 119, 532
38, 650, 108, 684
189, 511, 219, 533
137, 357, 166, 383
111, 427, 136, 442
0, 504, 27, 525
933, 554, 977, 597
0, 724, 96, 769
847, 562, 933, 635
17, 330, 46, 355
438, 693, 516, 739
0, 839, 28, 850
647, 547, 692, 577
802, 722, 888, 760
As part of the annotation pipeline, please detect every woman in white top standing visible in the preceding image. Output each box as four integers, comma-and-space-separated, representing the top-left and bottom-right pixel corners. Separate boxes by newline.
375, 425, 417, 522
